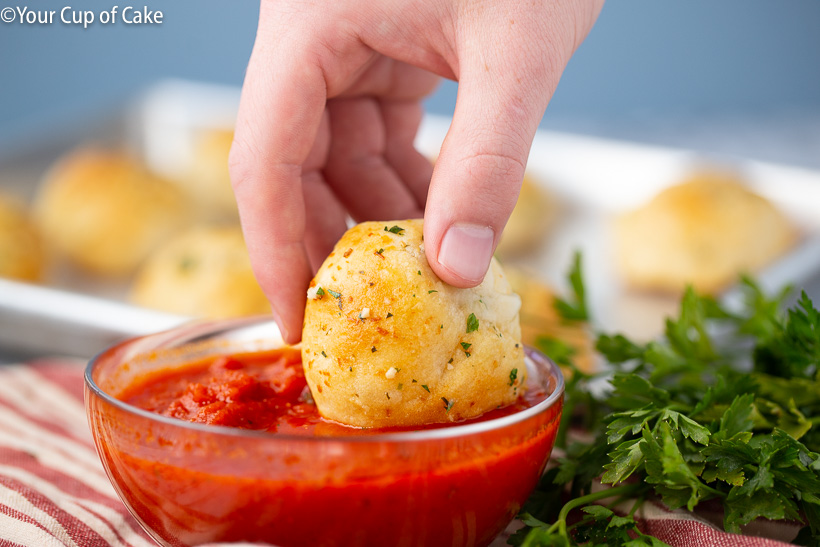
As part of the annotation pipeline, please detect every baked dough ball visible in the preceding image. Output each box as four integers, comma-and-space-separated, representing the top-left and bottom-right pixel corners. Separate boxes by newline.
505, 268, 594, 374
496, 173, 558, 258
129, 226, 270, 318
34, 147, 189, 276
183, 129, 239, 220
615, 172, 796, 293
302, 219, 525, 428
0, 193, 45, 282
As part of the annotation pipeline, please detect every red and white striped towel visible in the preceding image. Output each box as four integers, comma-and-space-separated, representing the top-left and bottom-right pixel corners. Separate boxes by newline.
0, 360, 153, 547
0, 360, 800, 546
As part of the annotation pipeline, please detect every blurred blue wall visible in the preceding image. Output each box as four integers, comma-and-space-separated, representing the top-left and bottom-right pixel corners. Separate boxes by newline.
2, 0, 819, 134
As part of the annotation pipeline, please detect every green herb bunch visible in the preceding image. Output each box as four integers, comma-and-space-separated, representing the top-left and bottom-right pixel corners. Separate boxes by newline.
511, 254, 820, 547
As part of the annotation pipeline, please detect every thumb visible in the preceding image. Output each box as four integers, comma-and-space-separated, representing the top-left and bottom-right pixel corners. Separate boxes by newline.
424, 55, 561, 287
424, 0, 604, 286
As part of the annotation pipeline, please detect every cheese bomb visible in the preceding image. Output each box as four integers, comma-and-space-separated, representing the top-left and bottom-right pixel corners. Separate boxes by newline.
0, 193, 45, 282
615, 172, 796, 293
301, 219, 525, 428
34, 147, 189, 276
129, 225, 270, 318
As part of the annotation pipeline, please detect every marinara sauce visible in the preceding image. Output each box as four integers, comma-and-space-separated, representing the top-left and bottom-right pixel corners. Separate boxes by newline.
121, 348, 551, 436
91, 348, 562, 547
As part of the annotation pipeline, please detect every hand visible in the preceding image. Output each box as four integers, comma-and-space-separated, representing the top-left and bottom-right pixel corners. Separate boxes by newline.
230, 0, 603, 343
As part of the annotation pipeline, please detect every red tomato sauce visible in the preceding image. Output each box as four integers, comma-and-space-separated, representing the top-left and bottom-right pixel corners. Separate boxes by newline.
95, 348, 562, 547
120, 348, 549, 435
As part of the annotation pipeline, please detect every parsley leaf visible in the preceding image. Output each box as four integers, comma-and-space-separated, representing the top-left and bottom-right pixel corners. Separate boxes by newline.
466, 313, 479, 333
509, 368, 518, 386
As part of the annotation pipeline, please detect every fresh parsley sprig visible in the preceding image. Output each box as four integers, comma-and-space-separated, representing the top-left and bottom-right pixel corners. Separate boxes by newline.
513, 255, 820, 546
553, 251, 589, 322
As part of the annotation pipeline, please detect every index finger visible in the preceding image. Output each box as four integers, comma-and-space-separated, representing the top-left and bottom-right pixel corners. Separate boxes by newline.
229, 20, 327, 343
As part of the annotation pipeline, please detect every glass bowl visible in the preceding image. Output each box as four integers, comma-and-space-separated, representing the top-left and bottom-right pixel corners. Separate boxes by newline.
85, 317, 564, 547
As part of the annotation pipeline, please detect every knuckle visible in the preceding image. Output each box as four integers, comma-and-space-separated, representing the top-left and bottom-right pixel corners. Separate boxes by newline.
462, 151, 526, 182
227, 137, 255, 191
229, 130, 305, 198
454, 150, 526, 215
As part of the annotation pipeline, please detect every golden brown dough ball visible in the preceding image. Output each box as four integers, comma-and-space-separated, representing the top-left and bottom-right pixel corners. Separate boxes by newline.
0, 193, 45, 282
129, 225, 270, 318
615, 172, 796, 293
33, 147, 189, 276
183, 129, 239, 220
301, 219, 525, 428
496, 173, 558, 258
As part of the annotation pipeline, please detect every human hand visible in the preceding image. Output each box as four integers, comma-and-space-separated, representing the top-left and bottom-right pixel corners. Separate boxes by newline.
229, 0, 603, 343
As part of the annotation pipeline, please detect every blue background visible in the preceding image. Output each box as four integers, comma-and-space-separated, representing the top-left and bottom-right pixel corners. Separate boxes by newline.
2, 0, 820, 164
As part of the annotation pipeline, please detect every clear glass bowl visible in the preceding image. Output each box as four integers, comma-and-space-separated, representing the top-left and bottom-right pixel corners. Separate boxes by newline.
85, 317, 564, 547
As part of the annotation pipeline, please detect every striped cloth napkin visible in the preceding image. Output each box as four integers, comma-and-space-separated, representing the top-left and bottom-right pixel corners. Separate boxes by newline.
0, 360, 801, 547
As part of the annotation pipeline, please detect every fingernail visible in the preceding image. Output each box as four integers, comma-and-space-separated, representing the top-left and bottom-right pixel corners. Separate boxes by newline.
438, 224, 495, 283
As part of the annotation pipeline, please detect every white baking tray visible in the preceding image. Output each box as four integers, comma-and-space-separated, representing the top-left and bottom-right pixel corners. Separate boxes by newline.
1, 79, 819, 357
